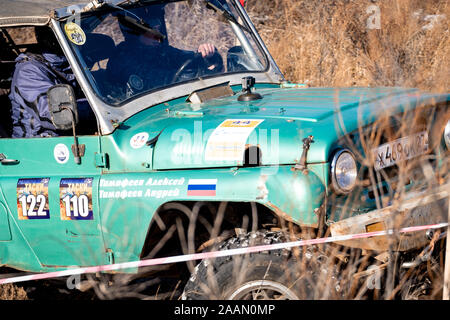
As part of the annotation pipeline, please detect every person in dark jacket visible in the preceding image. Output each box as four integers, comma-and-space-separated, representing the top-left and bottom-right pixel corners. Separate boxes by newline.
9, 27, 92, 138
107, 10, 223, 101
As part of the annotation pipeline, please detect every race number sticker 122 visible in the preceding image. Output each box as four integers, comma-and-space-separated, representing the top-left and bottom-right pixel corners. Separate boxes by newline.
17, 178, 50, 220
60, 178, 94, 220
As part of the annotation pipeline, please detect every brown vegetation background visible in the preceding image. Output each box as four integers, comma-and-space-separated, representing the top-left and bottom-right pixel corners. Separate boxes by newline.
1, 0, 448, 301
246, 0, 449, 92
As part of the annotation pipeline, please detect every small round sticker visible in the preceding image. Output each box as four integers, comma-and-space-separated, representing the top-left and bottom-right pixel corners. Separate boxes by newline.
130, 132, 149, 149
64, 22, 86, 45
129, 75, 144, 90
54, 144, 70, 164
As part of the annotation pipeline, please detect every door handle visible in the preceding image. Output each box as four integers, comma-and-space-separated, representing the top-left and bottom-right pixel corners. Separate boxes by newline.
0, 153, 19, 165
1, 158, 20, 165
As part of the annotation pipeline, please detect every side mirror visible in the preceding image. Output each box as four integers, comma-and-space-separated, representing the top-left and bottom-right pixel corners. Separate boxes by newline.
47, 84, 78, 130
47, 84, 85, 164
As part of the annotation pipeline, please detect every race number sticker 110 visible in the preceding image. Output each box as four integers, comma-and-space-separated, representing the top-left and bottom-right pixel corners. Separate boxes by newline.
60, 178, 94, 220
17, 178, 50, 220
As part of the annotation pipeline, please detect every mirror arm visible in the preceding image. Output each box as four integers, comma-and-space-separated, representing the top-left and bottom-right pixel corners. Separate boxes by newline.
60, 105, 82, 164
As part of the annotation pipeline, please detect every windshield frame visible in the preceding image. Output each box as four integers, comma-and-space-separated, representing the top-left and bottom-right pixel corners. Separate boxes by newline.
52, 0, 285, 135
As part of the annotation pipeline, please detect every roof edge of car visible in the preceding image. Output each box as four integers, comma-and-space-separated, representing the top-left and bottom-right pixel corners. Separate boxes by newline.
0, 16, 50, 28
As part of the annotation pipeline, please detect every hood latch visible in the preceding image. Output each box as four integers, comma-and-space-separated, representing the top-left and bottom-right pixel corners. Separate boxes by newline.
293, 135, 314, 172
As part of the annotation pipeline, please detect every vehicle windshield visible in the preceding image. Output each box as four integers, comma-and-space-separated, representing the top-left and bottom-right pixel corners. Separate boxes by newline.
61, 0, 267, 106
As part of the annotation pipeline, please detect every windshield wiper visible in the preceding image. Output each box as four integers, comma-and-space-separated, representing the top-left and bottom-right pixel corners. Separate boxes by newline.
80, 1, 165, 42
205, 0, 251, 33
107, 2, 166, 42
117, 13, 166, 42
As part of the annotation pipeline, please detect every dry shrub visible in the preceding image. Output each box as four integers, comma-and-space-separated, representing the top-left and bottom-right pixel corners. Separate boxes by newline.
246, 0, 449, 92
0, 283, 28, 300
1, 1, 448, 301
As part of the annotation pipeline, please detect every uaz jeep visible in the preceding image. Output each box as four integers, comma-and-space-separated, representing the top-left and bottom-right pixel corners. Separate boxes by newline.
0, 0, 449, 300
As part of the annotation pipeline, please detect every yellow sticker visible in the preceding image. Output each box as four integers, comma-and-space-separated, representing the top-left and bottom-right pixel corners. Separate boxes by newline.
205, 119, 264, 161
64, 22, 86, 45
220, 120, 262, 128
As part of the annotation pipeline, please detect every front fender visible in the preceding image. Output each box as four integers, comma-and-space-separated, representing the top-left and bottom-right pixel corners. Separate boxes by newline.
259, 165, 326, 227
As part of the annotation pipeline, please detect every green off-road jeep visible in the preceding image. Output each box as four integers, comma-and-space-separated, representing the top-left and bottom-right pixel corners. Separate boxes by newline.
0, 0, 449, 300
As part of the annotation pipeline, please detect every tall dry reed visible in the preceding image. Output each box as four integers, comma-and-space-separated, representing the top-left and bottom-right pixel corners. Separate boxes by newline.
247, 0, 449, 92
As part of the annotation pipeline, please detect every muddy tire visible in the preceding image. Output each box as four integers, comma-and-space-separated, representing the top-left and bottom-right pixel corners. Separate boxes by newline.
182, 230, 343, 300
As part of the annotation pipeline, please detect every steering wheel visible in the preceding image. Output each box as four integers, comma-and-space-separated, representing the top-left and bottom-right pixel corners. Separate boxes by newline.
171, 53, 205, 83
106, 49, 224, 101
172, 51, 224, 83
121, 62, 171, 98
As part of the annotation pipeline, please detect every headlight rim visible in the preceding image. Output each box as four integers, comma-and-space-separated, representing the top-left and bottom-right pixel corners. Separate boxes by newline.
330, 148, 358, 195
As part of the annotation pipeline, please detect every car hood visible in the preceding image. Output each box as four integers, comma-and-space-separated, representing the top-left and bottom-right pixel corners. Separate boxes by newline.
115, 86, 448, 170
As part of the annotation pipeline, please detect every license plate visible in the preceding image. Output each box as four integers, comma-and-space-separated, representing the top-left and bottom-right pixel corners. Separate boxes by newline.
373, 131, 429, 171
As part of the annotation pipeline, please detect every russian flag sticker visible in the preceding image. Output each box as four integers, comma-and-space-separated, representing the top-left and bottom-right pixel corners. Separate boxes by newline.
187, 179, 217, 197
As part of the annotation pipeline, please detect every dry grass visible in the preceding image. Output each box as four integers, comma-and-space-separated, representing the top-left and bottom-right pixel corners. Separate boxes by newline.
1, 0, 448, 301
246, 0, 449, 92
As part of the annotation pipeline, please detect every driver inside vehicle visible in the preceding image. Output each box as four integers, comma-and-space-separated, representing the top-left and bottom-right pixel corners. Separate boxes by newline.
108, 8, 224, 100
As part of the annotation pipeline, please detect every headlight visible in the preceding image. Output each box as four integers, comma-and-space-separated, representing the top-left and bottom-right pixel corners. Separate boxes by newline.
331, 149, 358, 194
444, 119, 450, 149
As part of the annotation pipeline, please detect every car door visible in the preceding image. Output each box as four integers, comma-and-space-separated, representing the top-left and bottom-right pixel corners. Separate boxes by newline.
0, 193, 12, 241
0, 135, 107, 268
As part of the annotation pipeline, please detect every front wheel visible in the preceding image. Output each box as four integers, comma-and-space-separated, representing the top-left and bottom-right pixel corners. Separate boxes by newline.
182, 230, 344, 300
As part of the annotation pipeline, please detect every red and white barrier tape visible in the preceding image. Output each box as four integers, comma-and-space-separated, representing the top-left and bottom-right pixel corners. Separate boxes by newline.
0, 222, 448, 285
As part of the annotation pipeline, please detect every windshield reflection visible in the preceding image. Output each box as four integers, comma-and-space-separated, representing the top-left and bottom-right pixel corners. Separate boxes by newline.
62, 0, 267, 106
